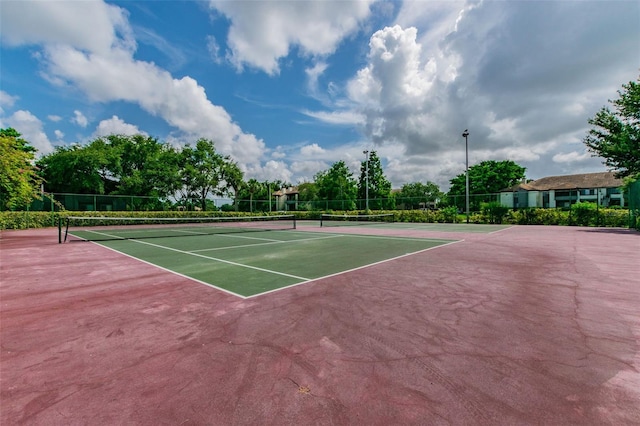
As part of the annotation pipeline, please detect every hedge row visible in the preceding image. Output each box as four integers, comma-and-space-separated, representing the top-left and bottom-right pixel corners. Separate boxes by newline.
0, 208, 635, 230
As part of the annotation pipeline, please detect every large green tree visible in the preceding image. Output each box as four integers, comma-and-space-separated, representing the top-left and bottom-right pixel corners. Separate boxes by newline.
37, 135, 176, 198
37, 142, 114, 194
0, 128, 42, 210
358, 150, 393, 210
37, 135, 243, 210
315, 160, 357, 210
584, 76, 640, 178
448, 160, 526, 210
104, 134, 177, 197
177, 139, 227, 211
220, 160, 245, 211
236, 180, 288, 212
395, 181, 443, 210
297, 182, 318, 201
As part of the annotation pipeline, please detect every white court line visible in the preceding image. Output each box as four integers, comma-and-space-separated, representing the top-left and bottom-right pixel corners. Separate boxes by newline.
84, 229, 461, 299
289, 230, 455, 244
90, 242, 248, 299
488, 226, 513, 234
170, 229, 208, 235
81, 230, 125, 240
215, 233, 288, 242
122, 238, 311, 281
248, 239, 464, 299
189, 234, 344, 253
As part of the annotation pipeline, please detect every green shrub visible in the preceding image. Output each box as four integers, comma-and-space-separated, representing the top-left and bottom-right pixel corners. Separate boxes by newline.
569, 202, 597, 226
438, 206, 459, 223
0, 212, 58, 230
481, 202, 509, 224
1, 207, 632, 230
597, 209, 630, 228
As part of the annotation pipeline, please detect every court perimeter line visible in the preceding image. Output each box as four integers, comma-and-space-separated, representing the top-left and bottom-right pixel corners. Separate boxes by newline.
247, 239, 464, 299
121, 238, 311, 281
82, 230, 125, 240
290, 230, 455, 244
88, 241, 248, 299
189, 234, 344, 253
488, 226, 513, 234
82, 231, 462, 299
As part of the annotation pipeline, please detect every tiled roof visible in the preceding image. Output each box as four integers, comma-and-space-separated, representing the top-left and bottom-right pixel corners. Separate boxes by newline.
504, 172, 623, 191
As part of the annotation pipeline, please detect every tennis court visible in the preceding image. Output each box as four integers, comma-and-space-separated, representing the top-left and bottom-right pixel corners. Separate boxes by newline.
80, 232, 455, 298
58, 215, 456, 297
318, 217, 512, 233
2, 222, 639, 425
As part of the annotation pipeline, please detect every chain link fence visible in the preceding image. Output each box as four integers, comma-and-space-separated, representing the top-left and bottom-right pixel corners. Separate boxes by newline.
628, 180, 640, 229
9, 188, 638, 230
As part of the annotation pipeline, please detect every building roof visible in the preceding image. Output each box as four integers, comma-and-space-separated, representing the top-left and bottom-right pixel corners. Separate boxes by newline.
272, 187, 299, 196
503, 172, 623, 192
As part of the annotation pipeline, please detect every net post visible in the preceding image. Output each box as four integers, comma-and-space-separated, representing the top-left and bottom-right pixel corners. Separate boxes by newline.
63, 217, 70, 243
292, 215, 296, 230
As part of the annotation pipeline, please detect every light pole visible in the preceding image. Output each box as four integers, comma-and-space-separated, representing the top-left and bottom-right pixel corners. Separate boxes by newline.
363, 150, 369, 211
462, 129, 470, 224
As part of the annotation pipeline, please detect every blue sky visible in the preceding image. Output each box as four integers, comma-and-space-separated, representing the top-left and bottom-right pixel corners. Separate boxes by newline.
1, 0, 639, 191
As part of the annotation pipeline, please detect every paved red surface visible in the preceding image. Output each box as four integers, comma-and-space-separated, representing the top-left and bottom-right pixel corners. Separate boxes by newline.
1, 225, 639, 425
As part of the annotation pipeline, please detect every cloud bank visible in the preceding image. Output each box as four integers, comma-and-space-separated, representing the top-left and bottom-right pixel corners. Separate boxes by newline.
1, 0, 638, 190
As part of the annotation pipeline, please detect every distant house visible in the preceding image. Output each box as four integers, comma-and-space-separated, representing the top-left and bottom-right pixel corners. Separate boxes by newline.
272, 187, 299, 211
500, 172, 625, 208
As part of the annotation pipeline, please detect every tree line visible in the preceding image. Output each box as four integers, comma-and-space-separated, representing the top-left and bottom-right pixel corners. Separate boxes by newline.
1, 75, 638, 212
0, 128, 532, 212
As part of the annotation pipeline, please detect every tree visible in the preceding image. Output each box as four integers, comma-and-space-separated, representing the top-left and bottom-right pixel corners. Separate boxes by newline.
358, 150, 393, 210
239, 179, 264, 212
236, 180, 288, 212
0, 128, 42, 210
395, 181, 443, 210
297, 182, 318, 201
584, 76, 640, 178
37, 134, 180, 205
448, 160, 526, 211
105, 134, 176, 198
220, 160, 244, 211
294, 182, 319, 210
315, 161, 357, 210
37, 143, 113, 194
178, 139, 226, 211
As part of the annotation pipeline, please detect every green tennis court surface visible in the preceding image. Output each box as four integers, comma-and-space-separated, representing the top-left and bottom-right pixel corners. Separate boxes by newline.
315, 220, 511, 233
368, 223, 511, 233
91, 230, 456, 298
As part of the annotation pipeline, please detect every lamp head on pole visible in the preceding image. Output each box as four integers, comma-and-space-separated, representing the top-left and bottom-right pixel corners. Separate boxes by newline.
462, 130, 469, 138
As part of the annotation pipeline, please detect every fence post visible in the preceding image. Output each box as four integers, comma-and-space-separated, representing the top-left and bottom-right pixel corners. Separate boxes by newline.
596, 188, 599, 227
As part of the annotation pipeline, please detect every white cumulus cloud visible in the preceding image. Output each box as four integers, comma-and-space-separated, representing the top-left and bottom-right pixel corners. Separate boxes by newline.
72, 110, 88, 128
0, 91, 18, 113
4, 110, 54, 155
93, 115, 147, 137
300, 143, 327, 157
0, 0, 135, 54
209, 0, 375, 75
1, 0, 266, 167
552, 151, 593, 164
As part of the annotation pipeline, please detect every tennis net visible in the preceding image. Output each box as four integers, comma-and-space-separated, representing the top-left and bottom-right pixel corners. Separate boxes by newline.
320, 213, 395, 227
59, 215, 296, 243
